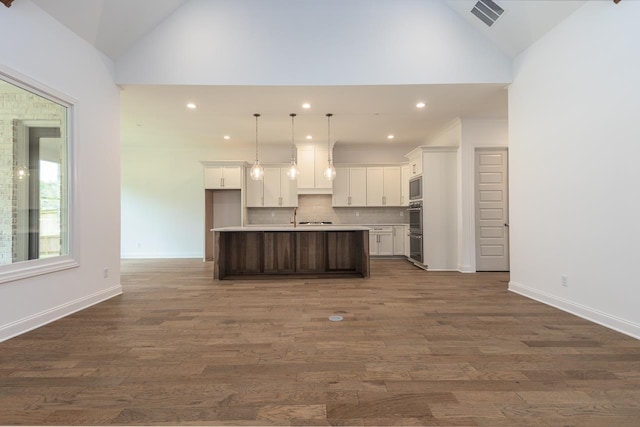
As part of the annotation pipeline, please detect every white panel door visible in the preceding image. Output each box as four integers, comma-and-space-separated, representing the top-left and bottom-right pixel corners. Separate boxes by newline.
475, 148, 509, 271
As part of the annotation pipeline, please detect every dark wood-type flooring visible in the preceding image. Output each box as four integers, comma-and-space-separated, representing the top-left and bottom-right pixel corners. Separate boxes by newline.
1, 259, 640, 426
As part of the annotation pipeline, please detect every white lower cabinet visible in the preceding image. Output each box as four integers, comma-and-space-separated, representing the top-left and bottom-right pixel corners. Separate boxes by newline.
392, 225, 406, 256
369, 226, 393, 256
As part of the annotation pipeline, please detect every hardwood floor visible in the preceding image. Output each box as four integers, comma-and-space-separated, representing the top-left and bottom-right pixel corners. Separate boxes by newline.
1, 259, 640, 425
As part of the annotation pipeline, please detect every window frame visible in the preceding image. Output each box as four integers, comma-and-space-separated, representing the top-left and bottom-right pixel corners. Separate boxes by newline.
0, 65, 79, 284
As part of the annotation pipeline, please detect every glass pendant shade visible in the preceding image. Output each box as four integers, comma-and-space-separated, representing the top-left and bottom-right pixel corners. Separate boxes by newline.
15, 165, 29, 181
250, 113, 263, 181
324, 113, 336, 181
286, 160, 299, 180
323, 161, 336, 180
249, 160, 264, 181
287, 113, 299, 180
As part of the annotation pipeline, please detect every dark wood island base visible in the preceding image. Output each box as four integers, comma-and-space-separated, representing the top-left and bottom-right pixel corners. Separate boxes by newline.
213, 226, 370, 280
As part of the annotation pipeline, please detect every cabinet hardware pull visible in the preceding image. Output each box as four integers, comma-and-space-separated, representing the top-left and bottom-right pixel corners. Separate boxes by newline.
220, 177, 224, 187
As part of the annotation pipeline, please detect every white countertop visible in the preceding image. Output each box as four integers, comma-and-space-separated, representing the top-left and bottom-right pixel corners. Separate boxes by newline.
213, 225, 371, 232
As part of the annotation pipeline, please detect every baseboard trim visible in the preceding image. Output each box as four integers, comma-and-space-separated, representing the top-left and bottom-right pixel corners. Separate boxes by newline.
509, 281, 640, 340
457, 264, 475, 273
121, 252, 202, 259
0, 285, 123, 343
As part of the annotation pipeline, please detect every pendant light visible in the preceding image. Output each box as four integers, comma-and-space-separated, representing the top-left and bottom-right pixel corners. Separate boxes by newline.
323, 113, 336, 180
286, 113, 299, 180
249, 113, 264, 181
15, 164, 29, 181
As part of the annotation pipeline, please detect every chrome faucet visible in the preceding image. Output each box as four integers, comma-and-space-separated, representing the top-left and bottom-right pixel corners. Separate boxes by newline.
291, 207, 297, 228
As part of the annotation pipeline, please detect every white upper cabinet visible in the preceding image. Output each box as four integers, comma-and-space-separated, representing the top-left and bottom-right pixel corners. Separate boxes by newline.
203, 163, 243, 189
297, 144, 332, 193
245, 169, 263, 207
401, 164, 410, 206
247, 167, 298, 207
405, 146, 423, 177
366, 166, 401, 206
332, 167, 366, 207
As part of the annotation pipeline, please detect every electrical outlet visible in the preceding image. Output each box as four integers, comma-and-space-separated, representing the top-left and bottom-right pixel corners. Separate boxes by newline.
103, 268, 109, 278
271, 211, 275, 217
400, 211, 404, 217
561, 274, 568, 287
355, 211, 359, 217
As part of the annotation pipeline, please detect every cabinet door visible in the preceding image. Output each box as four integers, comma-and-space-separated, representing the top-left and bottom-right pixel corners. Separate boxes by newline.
383, 167, 401, 206
204, 167, 224, 189
369, 231, 379, 255
245, 170, 264, 207
393, 225, 405, 255
314, 146, 332, 190
410, 155, 423, 176
222, 166, 242, 188
332, 167, 350, 206
349, 167, 367, 206
297, 147, 315, 189
378, 232, 394, 256
279, 168, 298, 207
366, 167, 384, 206
262, 167, 281, 206
401, 164, 410, 206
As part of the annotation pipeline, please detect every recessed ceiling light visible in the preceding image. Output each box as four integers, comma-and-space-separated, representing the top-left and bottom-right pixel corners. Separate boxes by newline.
306, 135, 313, 140
302, 103, 311, 109
186, 102, 197, 109
223, 135, 231, 140
416, 102, 426, 109
387, 134, 395, 140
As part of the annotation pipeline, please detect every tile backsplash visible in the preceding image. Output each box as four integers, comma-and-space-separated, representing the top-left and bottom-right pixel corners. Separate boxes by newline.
246, 195, 408, 225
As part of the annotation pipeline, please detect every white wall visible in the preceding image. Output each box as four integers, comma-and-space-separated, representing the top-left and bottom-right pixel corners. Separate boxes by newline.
508, 1, 640, 338
458, 119, 509, 272
334, 143, 417, 164
116, 0, 511, 85
0, 1, 121, 341
121, 142, 291, 258
117, 0, 512, 260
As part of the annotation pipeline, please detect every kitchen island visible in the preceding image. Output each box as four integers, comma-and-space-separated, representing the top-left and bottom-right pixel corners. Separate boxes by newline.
212, 225, 370, 279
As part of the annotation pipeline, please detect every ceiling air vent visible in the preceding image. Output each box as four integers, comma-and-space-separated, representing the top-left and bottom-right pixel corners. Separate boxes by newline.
470, 0, 504, 27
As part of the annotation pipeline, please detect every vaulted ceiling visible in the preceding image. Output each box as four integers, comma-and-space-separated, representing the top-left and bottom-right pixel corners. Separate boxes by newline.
27, 0, 586, 147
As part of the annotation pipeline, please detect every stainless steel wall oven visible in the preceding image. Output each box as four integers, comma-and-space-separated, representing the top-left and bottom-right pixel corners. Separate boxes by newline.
407, 201, 423, 263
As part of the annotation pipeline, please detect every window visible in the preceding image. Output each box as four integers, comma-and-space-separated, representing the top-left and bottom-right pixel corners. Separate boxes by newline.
0, 67, 77, 283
